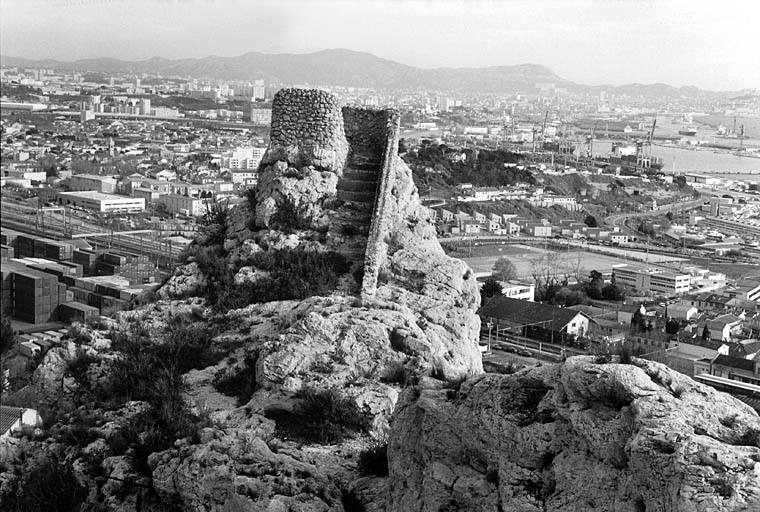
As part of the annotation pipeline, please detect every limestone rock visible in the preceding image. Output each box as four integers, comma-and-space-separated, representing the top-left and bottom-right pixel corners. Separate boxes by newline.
388, 356, 760, 512
254, 163, 339, 230
149, 427, 346, 512
157, 261, 207, 299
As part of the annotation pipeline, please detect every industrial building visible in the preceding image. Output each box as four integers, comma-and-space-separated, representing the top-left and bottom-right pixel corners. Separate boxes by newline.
55, 191, 145, 213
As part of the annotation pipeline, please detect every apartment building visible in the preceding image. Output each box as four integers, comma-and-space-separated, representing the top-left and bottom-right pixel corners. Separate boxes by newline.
613, 264, 691, 295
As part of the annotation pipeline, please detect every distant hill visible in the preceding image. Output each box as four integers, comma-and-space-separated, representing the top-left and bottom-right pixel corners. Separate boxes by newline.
0, 49, 741, 97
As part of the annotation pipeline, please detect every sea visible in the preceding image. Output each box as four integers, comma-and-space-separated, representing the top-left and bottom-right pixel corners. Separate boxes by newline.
587, 140, 760, 183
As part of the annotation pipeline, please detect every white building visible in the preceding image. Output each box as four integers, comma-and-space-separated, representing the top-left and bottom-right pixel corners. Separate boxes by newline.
221, 147, 266, 170
159, 194, 208, 216
500, 281, 535, 302
613, 265, 691, 295
231, 170, 258, 186
56, 191, 144, 213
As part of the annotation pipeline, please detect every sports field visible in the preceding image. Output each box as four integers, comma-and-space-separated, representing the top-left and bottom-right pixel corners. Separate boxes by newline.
462, 245, 683, 281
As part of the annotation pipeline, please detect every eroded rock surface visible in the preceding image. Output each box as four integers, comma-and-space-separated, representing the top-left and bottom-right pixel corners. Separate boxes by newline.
388, 356, 760, 512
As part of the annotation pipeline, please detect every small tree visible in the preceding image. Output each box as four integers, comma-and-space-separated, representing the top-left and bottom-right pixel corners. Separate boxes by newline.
665, 318, 680, 335
702, 324, 711, 341
492, 257, 517, 282
585, 270, 605, 300
631, 308, 647, 333
584, 215, 598, 228
602, 283, 626, 301
481, 278, 503, 306
1, 315, 16, 354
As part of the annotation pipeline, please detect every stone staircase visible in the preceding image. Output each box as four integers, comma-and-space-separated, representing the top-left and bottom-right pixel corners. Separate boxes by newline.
335, 145, 383, 262
336, 145, 383, 219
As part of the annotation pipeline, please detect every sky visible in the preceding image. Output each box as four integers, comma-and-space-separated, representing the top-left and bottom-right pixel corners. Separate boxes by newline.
1, 0, 758, 91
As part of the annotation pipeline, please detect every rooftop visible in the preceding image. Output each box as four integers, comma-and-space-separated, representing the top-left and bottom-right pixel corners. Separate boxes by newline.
478, 296, 587, 331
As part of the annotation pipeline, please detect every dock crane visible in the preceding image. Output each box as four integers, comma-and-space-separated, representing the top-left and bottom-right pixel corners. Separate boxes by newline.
636, 114, 658, 171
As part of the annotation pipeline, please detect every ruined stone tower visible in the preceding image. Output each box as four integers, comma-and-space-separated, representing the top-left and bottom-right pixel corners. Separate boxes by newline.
256, 88, 401, 299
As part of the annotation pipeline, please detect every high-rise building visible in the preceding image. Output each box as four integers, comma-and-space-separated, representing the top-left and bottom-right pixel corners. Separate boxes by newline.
140, 98, 151, 115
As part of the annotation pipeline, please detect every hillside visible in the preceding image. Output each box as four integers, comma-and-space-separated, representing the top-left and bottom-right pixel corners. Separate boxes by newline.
0, 49, 740, 97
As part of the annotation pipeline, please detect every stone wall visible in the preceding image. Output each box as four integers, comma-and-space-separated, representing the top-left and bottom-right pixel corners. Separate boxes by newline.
342, 107, 390, 152
361, 110, 401, 298
261, 88, 348, 174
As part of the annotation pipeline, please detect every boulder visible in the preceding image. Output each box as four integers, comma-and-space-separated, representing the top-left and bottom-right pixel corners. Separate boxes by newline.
157, 262, 207, 299
388, 356, 760, 512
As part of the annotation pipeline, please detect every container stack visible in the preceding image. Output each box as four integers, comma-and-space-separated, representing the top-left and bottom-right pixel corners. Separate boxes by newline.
13, 234, 74, 261
73, 249, 99, 276
58, 302, 100, 324
0, 244, 14, 261
10, 266, 65, 324
96, 250, 156, 285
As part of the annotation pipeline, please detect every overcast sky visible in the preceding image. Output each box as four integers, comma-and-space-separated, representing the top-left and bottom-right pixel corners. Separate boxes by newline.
1, 0, 758, 91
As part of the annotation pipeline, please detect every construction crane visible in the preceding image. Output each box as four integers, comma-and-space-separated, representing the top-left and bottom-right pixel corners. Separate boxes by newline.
586, 123, 598, 158
540, 111, 549, 150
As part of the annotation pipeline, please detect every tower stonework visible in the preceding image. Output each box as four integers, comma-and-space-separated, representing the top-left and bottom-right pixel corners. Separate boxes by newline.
261, 88, 349, 174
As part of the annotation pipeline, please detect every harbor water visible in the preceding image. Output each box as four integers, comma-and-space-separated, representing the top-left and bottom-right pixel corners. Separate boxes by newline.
587, 140, 760, 183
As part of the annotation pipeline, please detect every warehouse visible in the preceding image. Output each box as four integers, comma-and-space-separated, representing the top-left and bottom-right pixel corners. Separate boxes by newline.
55, 191, 145, 213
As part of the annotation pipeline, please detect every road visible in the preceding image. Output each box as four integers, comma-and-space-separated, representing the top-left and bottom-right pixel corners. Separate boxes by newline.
605, 198, 704, 236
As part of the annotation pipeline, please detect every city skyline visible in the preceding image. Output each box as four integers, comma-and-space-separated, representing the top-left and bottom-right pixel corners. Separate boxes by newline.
1, 0, 759, 92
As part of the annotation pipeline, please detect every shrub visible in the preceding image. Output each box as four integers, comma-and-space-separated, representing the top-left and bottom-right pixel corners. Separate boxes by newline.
737, 428, 760, 447
64, 323, 92, 345
380, 360, 408, 385
618, 343, 634, 365
213, 249, 351, 313
342, 224, 360, 237
64, 349, 100, 388
720, 414, 738, 428
269, 386, 366, 444
213, 352, 258, 405
358, 441, 388, 476
1, 454, 88, 512
270, 197, 304, 233
243, 186, 257, 213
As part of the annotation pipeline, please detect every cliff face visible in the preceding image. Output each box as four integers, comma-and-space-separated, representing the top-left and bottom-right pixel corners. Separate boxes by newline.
388, 356, 760, 512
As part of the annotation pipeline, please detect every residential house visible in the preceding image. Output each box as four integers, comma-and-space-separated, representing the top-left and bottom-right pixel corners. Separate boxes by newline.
478, 296, 591, 345
0, 406, 43, 438
694, 354, 760, 386
707, 314, 743, 342
668, 303, 699, 321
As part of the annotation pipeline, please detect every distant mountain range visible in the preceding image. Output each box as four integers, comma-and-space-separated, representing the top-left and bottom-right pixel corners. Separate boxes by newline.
0, 49, 744, 98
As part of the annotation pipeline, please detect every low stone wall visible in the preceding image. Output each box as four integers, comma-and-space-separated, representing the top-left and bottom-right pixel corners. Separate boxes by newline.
361, 110, 401, 298
261, 88, 348, 174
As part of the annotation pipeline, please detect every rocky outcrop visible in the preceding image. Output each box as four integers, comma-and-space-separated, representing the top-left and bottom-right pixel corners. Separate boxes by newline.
149, 413, 349, 512
388, 356, 760, 512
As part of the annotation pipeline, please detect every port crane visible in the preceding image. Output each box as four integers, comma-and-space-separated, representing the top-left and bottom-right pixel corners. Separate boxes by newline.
636, 115, 658, 172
